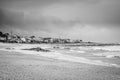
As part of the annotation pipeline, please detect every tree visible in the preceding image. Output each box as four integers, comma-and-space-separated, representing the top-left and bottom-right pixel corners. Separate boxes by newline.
30, 36, 35, 39
29, 36, 35, 43
0, 31, 3, 37
3, 33, 9, 41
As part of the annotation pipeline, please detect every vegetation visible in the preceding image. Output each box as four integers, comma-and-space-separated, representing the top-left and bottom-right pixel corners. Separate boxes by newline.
22, 47, 50, 52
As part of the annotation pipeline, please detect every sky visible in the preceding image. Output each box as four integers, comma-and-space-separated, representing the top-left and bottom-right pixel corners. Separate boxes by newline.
0, 0, 120, 43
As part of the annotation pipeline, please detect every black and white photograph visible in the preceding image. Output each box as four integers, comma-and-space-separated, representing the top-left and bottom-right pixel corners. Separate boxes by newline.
0, 0, 120, 80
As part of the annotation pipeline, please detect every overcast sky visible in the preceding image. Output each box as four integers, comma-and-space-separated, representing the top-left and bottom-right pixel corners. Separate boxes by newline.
0, 0, 120, 43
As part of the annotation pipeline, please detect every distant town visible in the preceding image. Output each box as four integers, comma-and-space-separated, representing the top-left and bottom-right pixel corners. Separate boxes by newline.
0, 31, 84, 44
0, 31, 120, 46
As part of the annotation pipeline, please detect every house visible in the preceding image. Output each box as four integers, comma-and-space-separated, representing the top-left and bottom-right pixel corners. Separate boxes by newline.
21, 37, 26, 43
0, 37, 6, 41
43, 37, 52, 43
52, 38, 60, 43
72, 39, 83, 43
38, 37, 44, 43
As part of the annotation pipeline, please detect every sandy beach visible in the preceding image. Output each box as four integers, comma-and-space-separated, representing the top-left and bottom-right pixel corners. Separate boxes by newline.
0, 43, 120, 80
1, 0, 120, 79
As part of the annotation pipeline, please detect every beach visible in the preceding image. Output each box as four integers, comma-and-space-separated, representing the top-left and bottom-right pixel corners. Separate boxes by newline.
0, 43, 120, 80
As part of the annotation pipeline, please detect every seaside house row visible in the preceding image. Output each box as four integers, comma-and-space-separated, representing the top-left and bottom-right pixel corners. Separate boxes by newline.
0, 35, 83, 43
0, 31, 83, 43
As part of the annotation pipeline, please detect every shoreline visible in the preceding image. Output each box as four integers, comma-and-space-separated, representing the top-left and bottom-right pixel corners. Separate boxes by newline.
0, 43, 120, 68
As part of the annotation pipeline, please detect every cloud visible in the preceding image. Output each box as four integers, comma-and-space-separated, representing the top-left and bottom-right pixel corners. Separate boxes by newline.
0, 9, 25, 27
0, 0, 120, 42
0, 8, 83, 33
